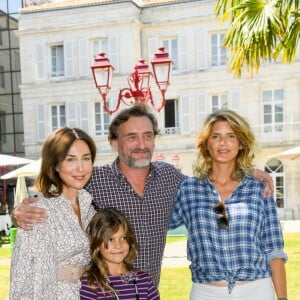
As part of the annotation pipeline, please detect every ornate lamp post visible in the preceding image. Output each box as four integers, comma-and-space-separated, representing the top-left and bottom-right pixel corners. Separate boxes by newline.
91, 47, 172, 114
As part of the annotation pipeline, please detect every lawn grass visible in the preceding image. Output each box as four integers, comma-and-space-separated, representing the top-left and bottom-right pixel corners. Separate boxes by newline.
160, 267, 191, 299
284, 233, 300, 298
1, 233, 299, 300
0, 247, 11, 259
0, 264, 10, 300
166, 235, 187, 244
0, 246, 11, 300
159, 233, 300, 299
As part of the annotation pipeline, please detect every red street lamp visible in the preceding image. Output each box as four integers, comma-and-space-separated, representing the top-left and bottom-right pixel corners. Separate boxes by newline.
91, 47, 172, 115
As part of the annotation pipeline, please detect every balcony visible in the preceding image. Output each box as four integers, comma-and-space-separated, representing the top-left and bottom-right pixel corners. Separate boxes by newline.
251, 121, 300, 146
163, 127, 180, 135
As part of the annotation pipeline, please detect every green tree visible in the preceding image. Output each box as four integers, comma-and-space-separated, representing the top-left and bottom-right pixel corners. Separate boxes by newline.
215, 0, 300, 77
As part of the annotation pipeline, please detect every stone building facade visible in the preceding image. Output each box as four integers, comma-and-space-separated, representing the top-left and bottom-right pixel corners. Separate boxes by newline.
17, 0, 300, 218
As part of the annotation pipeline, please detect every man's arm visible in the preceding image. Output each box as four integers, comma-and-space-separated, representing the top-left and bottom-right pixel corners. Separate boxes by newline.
13, 198, 47, 230
251, 168, 274, 197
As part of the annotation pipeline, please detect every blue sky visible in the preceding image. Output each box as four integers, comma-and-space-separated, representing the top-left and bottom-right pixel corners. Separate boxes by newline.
0, 0, 23, 14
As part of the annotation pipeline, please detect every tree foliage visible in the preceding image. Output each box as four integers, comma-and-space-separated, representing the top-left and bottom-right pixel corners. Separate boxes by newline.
215, 0, 300, 77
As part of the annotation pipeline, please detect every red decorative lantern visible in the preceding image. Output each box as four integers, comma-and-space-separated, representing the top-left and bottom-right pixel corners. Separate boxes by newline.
91, 47, 172, 114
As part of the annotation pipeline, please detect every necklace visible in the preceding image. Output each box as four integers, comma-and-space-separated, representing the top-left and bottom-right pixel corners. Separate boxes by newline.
106, 272, 139, 300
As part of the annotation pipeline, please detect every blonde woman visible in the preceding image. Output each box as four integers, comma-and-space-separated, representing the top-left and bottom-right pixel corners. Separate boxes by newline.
170, 110, 287, 300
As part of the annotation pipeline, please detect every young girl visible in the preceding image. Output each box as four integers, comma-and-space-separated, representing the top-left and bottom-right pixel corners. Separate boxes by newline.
80, 207, 160, 300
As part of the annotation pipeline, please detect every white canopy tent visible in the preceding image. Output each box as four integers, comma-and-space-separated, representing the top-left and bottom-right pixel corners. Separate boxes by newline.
0, 155, 34, 233
1, 159, 41, 179
271, 146, 300, 160
1, 159, 41, 207
0, 154, 34, 166
14, 176, 29, 206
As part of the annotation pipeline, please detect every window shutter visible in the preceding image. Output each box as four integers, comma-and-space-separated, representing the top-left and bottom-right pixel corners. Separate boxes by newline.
64, 40, 74, 77
196, 31, 208, 70
36, 44, 45, 80
67, 101, 77, 128
195, 93, 207, 130
231, 90, 241, 112
178, 35, 188, 72
179, 95, 191, 134
109, 36, 119, 73
37, 103, 47, 141
78, 38, 89, 76
79, 101, 89, 132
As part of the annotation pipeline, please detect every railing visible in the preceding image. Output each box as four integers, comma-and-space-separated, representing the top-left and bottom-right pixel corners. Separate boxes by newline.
252, 121, 300, 146
163, 127, 180, 135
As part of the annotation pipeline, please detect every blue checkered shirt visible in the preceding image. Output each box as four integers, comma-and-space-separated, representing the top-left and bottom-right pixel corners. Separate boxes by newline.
85, 158, 186, 286
169, 175, 287, 292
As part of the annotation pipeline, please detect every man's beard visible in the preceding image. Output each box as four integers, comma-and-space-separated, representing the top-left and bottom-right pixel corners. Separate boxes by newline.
126, 149, 152, 168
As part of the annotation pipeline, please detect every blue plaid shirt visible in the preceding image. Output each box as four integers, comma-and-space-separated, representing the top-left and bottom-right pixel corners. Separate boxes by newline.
169, 175, 287, 293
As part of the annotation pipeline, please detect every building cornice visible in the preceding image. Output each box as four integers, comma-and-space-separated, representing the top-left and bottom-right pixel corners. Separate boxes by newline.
21, 0, 206, 13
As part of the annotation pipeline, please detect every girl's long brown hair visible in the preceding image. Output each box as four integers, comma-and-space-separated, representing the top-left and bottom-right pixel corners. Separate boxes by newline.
83, 208, 139, 292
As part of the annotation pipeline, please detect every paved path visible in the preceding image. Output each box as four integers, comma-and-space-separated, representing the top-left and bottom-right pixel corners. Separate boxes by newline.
162, 240, 189, 268
280, 220, 300, 233
162, 220, 300, 268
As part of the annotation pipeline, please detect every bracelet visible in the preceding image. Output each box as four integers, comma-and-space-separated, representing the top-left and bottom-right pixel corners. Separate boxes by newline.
278, 298, 288, 300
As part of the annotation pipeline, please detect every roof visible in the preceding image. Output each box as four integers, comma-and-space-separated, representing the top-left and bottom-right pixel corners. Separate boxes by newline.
22, 0, 118, 13
21, 0, 189, 13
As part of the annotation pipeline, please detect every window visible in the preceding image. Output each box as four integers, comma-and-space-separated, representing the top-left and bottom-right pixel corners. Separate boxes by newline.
94, 102, 110, 136
51, 45, 64, 77
93, 39, 108, 58
0, 66, 4, 88
262, 89, 284, 133
164, 99, 179, 135
93, 37, 119, 73
51, 104, 66, 131
0, 25, 2, 46
162, 39, 178, 70
265, 159, 284, 208
0, 111, 6, 144
211, 33, 226, 66
211, 94, 228, 111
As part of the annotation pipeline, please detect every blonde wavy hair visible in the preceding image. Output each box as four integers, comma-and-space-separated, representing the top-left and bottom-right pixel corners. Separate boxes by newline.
193, 109, 260, 181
